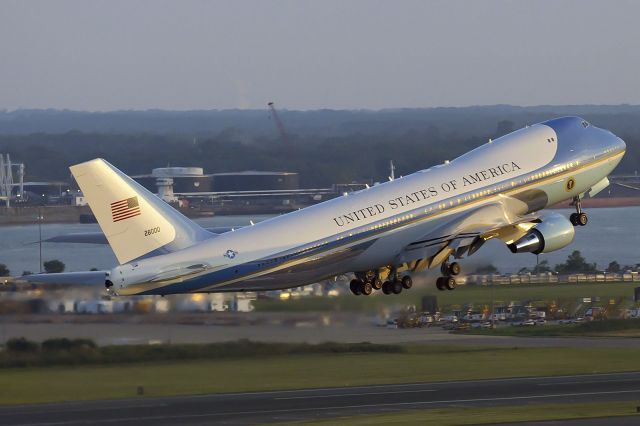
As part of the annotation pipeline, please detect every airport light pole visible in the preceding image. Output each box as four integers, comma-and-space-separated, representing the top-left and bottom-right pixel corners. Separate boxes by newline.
491, 280, 495, 329
37, 208, 43, 273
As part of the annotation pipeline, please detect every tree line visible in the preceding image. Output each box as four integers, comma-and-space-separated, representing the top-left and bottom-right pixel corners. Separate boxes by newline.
1, 120, 638, 188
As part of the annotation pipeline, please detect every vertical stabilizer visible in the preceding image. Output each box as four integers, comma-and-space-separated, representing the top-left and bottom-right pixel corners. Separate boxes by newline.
70, 159, 211, 264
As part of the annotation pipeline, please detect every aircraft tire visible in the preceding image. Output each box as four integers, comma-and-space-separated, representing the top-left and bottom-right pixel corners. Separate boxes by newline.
361, 281, 373, 296
577, 212, 588, 226
570, 213, 579, 226
449, 262, 461, 276
350, 279, 362, 295
401, 275, 413, 289
445, 277, 457, 290
382, 281, 392, 295
392, 280, 403, 294
372, 278, 383, 290
436, 277, 446, 291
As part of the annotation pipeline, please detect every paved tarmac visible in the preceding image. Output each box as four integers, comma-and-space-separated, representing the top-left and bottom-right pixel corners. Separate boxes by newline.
2, 372, 640, 425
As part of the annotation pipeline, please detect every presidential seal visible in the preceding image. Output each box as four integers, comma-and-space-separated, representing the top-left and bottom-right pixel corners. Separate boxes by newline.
565, 177, 576, 192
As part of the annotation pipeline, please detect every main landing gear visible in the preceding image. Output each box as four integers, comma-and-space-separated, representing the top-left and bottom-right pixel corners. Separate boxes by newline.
436, 261, 460, 291
569, 196, 588, 227
381, 275, 412, 295
349, 270, 412, 296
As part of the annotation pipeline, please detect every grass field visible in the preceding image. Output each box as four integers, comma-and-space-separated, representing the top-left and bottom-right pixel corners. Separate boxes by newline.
3, 345, 640, 405
281, 401, 640, 425
254, 281, 639, 312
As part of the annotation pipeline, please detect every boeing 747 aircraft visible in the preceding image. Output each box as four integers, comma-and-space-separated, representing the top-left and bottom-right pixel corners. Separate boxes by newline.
25, 117, 626, 296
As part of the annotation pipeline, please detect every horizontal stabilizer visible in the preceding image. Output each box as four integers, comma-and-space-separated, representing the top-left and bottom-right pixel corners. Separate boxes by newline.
18, 271, 109, 286
44, 227, 243, 245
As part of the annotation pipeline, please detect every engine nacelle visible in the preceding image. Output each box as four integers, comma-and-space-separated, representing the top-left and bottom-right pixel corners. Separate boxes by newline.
508, 212, 575, 254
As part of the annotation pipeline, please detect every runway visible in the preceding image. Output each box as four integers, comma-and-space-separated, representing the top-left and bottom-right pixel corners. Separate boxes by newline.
2, 372, 640, 425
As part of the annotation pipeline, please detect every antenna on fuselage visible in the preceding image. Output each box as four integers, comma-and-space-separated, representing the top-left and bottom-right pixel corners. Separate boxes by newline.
389, 160, 395, 181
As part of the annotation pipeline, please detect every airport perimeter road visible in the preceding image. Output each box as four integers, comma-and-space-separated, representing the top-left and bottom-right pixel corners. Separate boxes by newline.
2, 372, 640, 425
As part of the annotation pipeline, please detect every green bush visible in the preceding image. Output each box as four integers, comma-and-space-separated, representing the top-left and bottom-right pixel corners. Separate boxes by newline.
6, 337, 38, 353
43, 260, 65, 273
42, 338, 97, 352
0, 340, 404, 369
574, 318, 640, 332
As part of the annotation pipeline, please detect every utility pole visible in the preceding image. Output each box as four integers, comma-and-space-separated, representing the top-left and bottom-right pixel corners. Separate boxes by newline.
37, 208, 43, 272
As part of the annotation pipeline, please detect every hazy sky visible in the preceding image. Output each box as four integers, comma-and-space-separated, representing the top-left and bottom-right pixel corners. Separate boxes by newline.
0, 0, 637, 111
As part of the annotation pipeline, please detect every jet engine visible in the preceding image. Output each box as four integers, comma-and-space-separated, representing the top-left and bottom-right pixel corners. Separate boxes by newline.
507, 212, 575, 254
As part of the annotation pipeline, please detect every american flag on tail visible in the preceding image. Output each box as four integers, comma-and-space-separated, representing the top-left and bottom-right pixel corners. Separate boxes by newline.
111, 196, 141, 222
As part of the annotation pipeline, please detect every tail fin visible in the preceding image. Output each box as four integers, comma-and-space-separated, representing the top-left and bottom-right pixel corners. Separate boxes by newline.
70, 159, 212, 264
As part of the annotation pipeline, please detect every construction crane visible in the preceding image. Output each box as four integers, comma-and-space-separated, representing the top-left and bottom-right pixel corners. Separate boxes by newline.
267, 102, 290, 147
0, 153, 25, 207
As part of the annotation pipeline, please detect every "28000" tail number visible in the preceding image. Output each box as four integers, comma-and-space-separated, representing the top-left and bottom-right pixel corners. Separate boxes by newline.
144, 227, 160, 237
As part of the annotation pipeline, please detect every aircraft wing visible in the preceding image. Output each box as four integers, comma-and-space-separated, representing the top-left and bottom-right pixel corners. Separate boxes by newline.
397, 199, 539, 270
17, 271, 109, 286
44, 226, 243, 244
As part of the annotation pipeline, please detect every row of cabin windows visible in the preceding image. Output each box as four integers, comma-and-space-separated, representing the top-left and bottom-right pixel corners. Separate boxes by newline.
254, 159, 586, 270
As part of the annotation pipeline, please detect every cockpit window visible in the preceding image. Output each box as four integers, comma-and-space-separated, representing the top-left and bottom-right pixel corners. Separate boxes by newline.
581, 120, 589, 128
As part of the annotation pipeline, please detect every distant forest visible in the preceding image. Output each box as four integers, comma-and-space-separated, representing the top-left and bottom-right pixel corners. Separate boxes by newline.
0, 105, 638, 187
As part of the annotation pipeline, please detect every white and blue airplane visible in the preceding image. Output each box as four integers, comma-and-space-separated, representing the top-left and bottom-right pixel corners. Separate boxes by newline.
25, 117, 626, 296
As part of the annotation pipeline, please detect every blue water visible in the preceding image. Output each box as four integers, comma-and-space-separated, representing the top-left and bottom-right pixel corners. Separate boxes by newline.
0, 208, 638, 275
0, 215, 270, 275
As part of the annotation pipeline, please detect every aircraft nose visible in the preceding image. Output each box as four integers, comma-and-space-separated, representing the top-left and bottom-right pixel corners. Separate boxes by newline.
604, 131, 626, 154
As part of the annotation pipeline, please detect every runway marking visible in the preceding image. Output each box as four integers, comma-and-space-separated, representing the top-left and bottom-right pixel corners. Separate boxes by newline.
538, 378, 640, 386
0, 403, 166, 417
6, 389, 640, 426
140, 371, 640, 398
274, 388, 437, 400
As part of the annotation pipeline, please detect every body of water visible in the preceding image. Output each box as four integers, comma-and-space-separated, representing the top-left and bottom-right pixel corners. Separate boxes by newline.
0, 208, 638, 276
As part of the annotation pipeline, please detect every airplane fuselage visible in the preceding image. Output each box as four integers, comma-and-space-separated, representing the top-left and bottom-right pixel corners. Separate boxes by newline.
110, 117, 625, 295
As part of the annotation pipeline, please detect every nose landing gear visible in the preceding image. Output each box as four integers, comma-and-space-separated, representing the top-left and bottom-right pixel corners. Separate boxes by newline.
569, 196, 588, 226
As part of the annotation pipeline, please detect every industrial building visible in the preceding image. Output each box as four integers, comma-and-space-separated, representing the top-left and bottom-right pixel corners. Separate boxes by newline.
129, 166, 346, 215
212, 171, 299, 192
132, 167, 299, 194
132, 167, 212, 194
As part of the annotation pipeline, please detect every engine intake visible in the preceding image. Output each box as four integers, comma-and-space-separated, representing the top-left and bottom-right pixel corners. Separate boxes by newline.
508, 212, 575, 255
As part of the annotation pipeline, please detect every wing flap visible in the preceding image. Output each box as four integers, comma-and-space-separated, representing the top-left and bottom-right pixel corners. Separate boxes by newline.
397, 200, 540, 267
